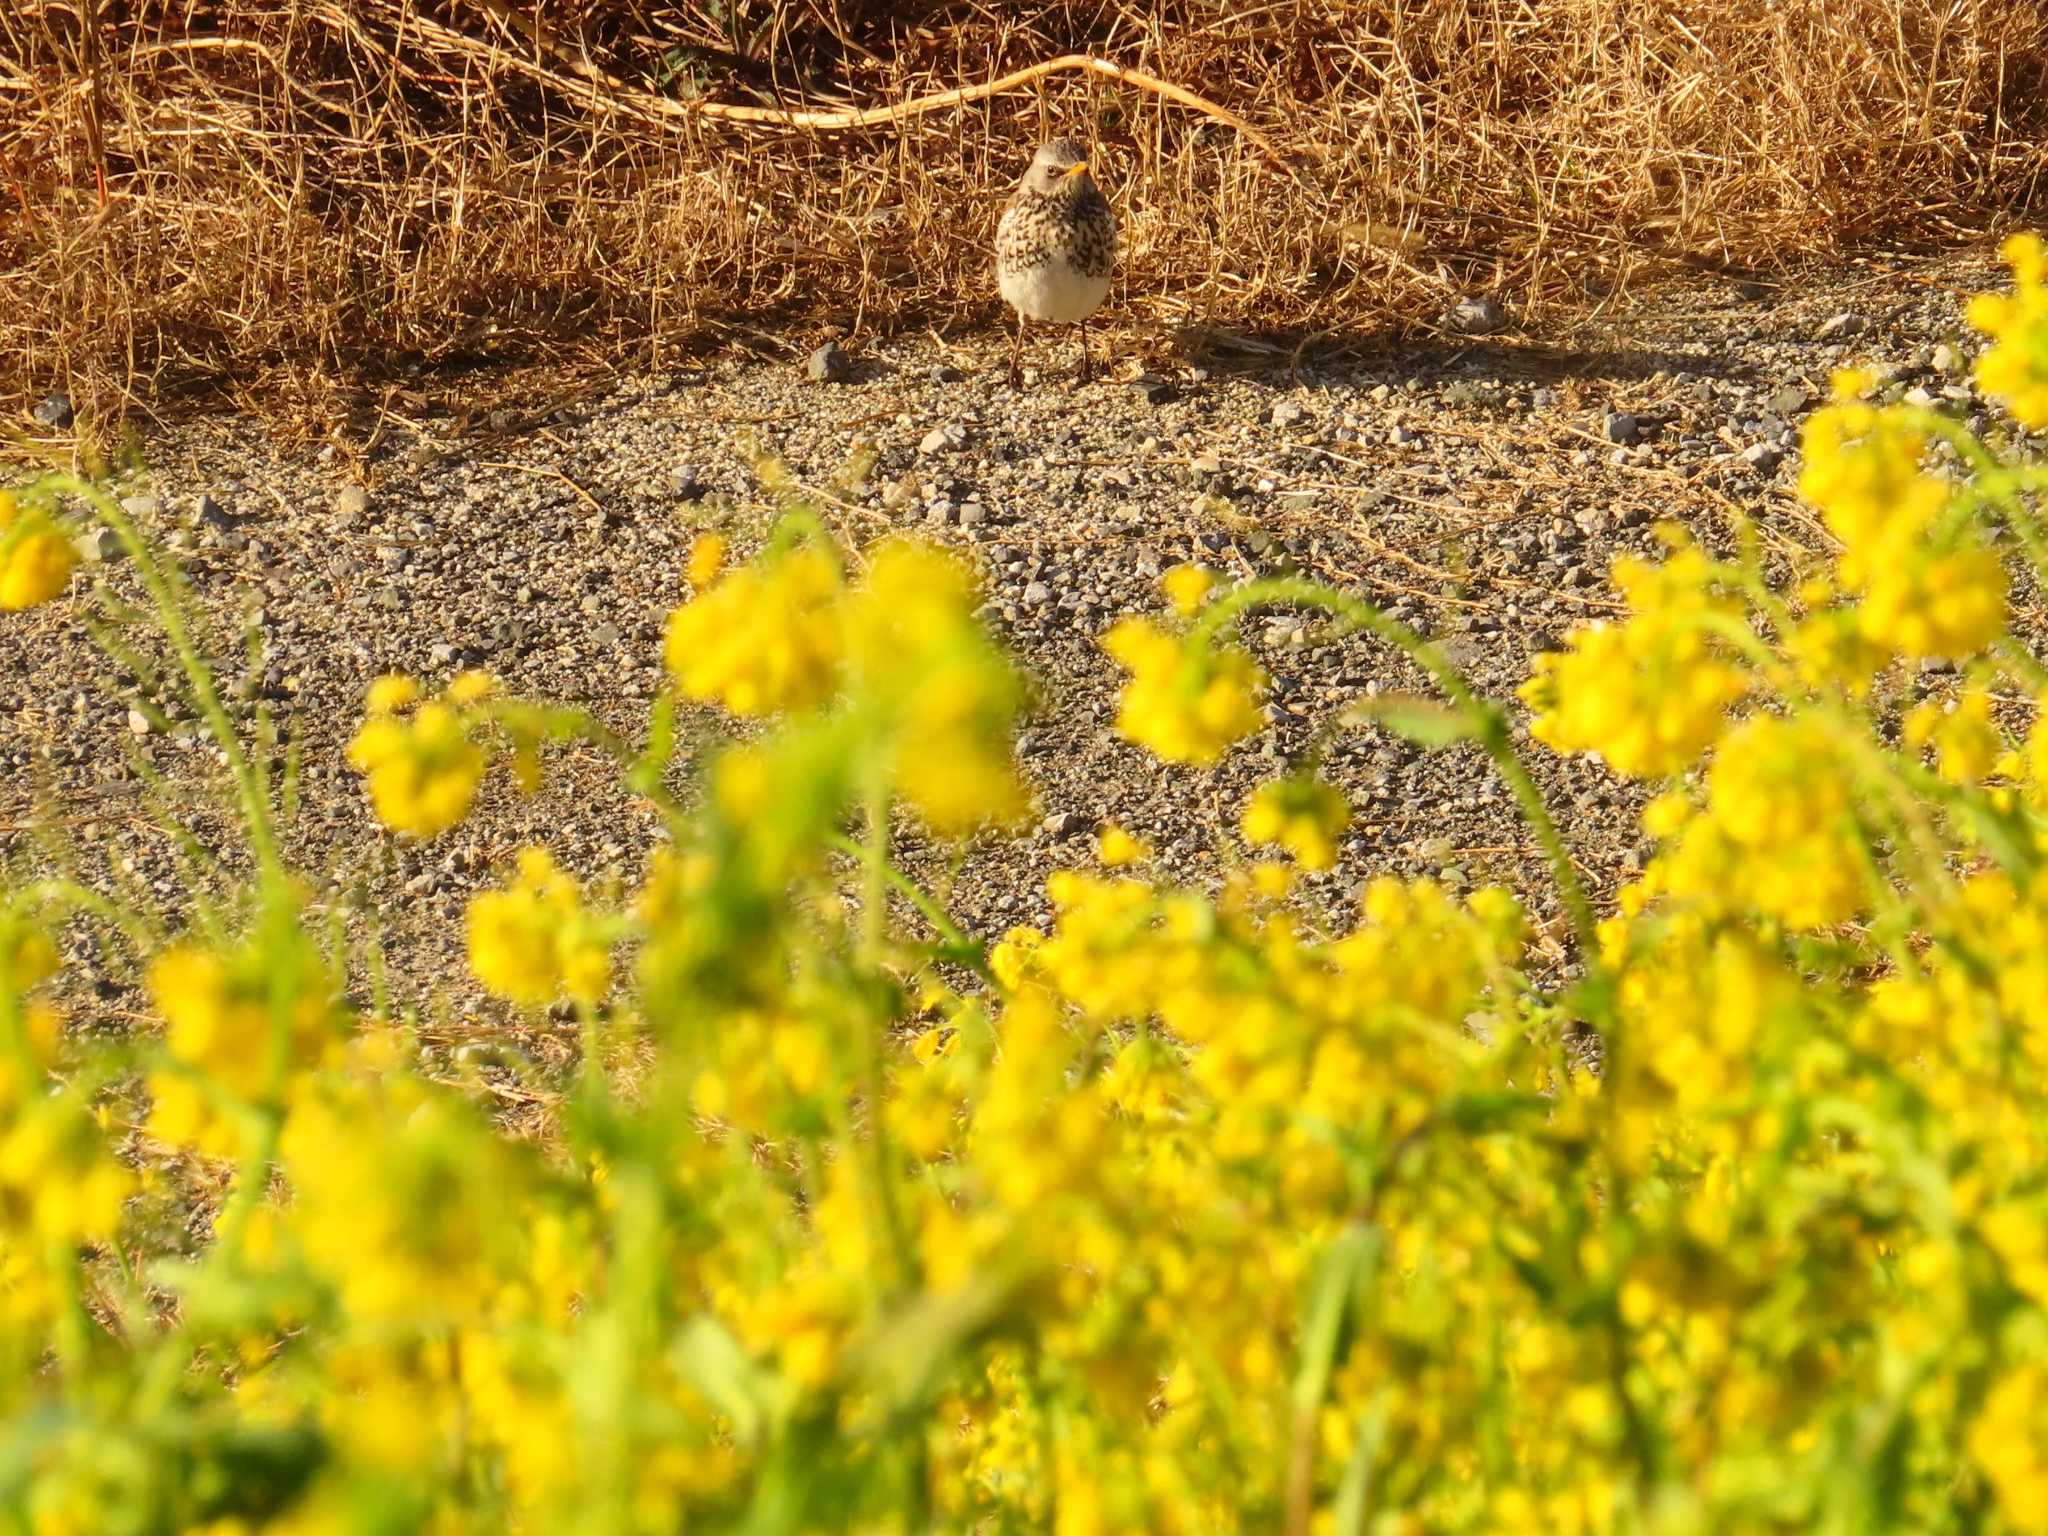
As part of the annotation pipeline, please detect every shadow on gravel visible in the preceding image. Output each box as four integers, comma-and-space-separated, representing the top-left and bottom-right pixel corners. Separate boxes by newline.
1184, 326, 1764, 390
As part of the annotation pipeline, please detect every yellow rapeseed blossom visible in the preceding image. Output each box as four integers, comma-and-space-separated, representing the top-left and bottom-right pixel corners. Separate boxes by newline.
465, 848, 612, 1006
1648, 715, 1869, 930
1798, 394, 2008, 660
146, 937, 341, 1158
1240, 777, 1350, 870
1967, 232, 2048, 429
1519, 549, 1746, 776
1097, 826, 1149, 866
687, 530, 729, 588
0, 1092, 130, 1244
1161, 565, 1218, 617
0, 491, 79, 610
1101, 617, 1264, 765
1970, 1364, 2048, 1533
844, 540, 1025, 832
1905, 687, 2004, 786
664, 543, 843, 716
345, 673, 491, 838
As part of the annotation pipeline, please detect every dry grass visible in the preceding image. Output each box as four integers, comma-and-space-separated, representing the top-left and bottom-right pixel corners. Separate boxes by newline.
5, 0, 2047, 437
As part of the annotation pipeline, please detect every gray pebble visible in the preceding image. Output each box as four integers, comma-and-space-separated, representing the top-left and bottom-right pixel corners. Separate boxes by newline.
76, 526, 124, 563
1602, 412, 1639, 444
32, 394, 74, 429
806, 342, 854, 384
1819, 312, 1869, 341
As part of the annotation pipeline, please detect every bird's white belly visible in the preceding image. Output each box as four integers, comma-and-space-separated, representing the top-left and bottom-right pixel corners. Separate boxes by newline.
1000, 259, 1110, 324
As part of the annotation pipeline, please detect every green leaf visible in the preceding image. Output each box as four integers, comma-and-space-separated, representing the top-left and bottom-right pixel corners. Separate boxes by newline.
671, 1314, 774, 1446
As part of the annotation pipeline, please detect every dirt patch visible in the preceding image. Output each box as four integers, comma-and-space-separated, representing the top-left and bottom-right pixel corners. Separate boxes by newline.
0, 249, 2022, 1079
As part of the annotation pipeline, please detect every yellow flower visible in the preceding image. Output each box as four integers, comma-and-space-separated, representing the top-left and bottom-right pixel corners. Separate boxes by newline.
466, 847, 612, 1006
1905, 688, 2003, 786
1967, 232, 2048, 430
1520, 550, 1746, 776
0, 1092, 131, 1243
1857, 543, 2006, 662
1097, 826, 1149, 866
1102, 617, 1265, 765
1970, 1364, 2048, 1533
664, 543, 843, 716
844, 540, 1026, 833
687, 531, 729, 588
1240, 777, 1350, 870
145, 935, 342, 1157
365, 672, 421, 715
1161, 565, 1218, 617
346, 677, 491, 838
1652, 714, 1869, 930
0, 491, 79, 610
1798, 394, 2008, 660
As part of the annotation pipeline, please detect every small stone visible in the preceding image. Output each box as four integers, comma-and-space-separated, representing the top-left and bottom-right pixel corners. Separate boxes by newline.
1741, 442, 1784, 472
335, 484, 370, 518
806, 342, 854, 384
1390, 425, 1419, 446
928, 363, 964, 384
429, 642, 457, 666
1768, 385, 1808, 415
1903, 386, 1938, 409
1819, 312, 1868, 341
1022, 581, 1051, 607
197, 494, 231, 527
919, 425, 963, 455
76, 526, 124, 563
1448, 296, 1507, 335
31, 394, 74, 429
957, 502, 987, 527
127, 707, 154, 736
1271, 399, 1308, 428
1041, 811, 1084, 839
1602, 412, 1639, 444
120, 494, 159, 520
1931, 342, 1963, 377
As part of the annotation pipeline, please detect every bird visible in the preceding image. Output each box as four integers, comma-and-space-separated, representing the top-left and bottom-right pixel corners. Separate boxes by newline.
995, 138, 1116, 387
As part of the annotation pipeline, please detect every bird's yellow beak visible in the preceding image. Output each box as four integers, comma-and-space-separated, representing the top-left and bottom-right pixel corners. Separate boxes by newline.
1065, 161, 1091, 179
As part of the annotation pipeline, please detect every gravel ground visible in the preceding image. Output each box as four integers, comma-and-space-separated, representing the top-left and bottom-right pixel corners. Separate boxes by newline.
1, 250, 2016, 1067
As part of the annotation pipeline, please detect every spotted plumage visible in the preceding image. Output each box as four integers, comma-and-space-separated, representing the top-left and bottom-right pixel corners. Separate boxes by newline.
996, 138, 1117, 385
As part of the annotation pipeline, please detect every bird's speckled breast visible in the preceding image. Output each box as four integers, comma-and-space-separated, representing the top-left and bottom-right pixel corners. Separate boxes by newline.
996, 187, 1116, 277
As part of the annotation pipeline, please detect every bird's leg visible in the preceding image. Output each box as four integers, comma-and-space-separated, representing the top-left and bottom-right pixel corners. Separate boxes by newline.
1077, 318, 1094, 384
1008, 314, 1024, 389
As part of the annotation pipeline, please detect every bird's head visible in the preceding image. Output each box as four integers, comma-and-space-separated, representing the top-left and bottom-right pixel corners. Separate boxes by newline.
1021, 138, 1099, 198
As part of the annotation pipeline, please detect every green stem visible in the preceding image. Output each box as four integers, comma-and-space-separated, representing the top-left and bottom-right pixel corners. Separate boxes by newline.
827, 833, 987, 976
54, 476, 283, 883
858, 774, 916, 1295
